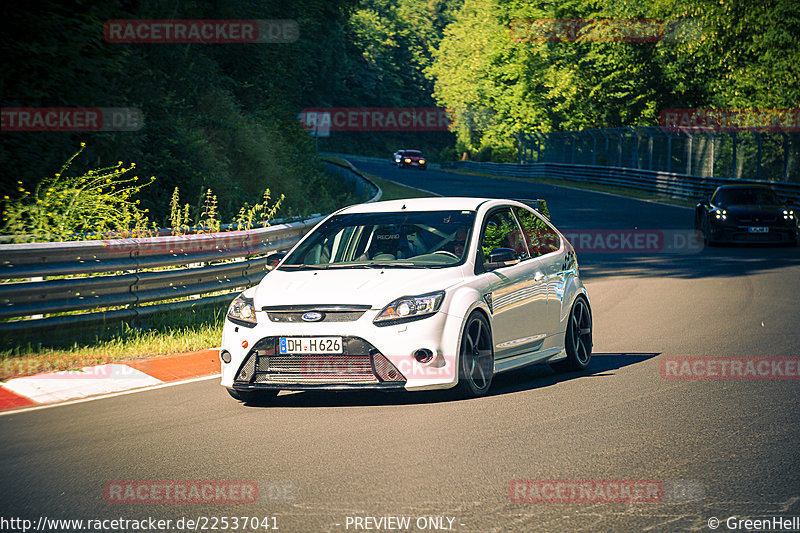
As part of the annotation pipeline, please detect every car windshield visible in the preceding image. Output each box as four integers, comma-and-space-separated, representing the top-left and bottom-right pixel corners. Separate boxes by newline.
280, 210, 475, 270
714, 187, 780, 206
404, 150, 422, 156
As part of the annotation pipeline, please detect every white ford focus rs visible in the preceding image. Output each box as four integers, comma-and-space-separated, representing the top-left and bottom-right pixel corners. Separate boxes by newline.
220, 197, 592, 402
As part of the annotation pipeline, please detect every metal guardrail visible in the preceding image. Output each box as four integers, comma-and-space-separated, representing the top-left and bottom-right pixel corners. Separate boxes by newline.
440, 161, 800, 208
0, 160, 380, 334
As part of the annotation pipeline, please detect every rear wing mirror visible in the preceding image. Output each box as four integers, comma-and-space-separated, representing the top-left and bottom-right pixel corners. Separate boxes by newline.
265, 251, 287, 271
484, 248, 520, 272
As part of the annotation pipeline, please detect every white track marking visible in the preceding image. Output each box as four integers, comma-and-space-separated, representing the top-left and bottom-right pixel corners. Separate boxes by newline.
0, 373, 221, 417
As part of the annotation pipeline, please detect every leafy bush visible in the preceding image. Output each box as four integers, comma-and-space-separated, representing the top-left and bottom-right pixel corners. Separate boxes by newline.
1, 144, 288, 243
1, 144, 155, 242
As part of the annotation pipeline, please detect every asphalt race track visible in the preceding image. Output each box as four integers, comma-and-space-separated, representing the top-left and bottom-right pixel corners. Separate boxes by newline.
2, 162, 799, 532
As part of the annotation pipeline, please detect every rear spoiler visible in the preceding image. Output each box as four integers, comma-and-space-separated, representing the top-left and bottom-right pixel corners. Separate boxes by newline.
513, 198, 551, 220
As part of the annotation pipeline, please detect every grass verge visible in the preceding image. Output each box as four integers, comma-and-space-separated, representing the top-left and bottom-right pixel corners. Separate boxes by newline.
1, 305, 225, 380
365, 172, 437, 200
320, 154, 435, 201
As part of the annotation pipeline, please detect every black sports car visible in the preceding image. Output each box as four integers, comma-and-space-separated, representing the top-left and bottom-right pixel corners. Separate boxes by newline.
695, 185, 798, 245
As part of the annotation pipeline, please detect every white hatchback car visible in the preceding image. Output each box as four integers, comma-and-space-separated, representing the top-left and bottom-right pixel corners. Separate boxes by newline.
221, 197, 592, 402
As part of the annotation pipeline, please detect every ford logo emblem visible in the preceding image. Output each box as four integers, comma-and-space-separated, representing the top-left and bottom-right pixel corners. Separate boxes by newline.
301, 312, 323, 322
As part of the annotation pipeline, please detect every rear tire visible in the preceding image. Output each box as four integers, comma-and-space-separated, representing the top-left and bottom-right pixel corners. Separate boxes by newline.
226, 388, 279, 404
455, 312, 494, 398
551, 296, 592, 373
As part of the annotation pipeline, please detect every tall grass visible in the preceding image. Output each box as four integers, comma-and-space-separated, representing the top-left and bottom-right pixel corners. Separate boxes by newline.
1, 144, 287, 242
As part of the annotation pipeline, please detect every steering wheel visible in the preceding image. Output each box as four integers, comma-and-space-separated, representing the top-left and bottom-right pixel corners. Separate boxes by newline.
433, 250, 459, 259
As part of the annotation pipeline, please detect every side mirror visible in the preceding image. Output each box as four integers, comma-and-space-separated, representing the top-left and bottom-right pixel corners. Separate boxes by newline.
265, 251, 287, 271
484, 248, 519, 272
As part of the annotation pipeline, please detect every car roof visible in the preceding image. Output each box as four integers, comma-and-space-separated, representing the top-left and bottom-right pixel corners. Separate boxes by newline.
338, 197, 494, 214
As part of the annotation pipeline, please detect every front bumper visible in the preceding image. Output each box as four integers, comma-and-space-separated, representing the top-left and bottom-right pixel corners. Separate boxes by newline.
708, 224, 797, 244
220, 309, 462, 392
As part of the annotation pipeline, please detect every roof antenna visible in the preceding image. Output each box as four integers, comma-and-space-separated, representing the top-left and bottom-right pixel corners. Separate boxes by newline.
401, 203, 406, 210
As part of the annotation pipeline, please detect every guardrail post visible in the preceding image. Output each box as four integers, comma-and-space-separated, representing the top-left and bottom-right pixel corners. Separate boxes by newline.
569, 132, 578, 163
755, 131, 762, 181
684, 128, 693, 175
666, 132, 673, 173
586, 130, 598, 166
708, 131, 715, 177
599, 129, 611, 166
782, 132, 789, 181
626, 127, 638, 169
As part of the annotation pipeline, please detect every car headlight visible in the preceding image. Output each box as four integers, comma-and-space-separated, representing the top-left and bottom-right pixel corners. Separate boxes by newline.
783, 209, 795, 220
404, 158, 411, 163
374, 291, 445, 326
227, 294, 257, 327
713, 209, 727, 221
419, 159, 426, 164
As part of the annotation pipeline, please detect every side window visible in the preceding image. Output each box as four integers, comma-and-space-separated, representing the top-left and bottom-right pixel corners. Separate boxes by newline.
514, 207, 560, 257
480, 208, 529, 261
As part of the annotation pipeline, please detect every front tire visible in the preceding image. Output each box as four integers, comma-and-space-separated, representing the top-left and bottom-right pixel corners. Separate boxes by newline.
456, 312, 494, 398
551, 296, 592, 372
227, 388, 279, 404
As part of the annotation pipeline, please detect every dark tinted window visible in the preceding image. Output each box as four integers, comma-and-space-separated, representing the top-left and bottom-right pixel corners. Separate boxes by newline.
514, 206, 560, 257
713, 187, 780, 206
480, 208, 529, 261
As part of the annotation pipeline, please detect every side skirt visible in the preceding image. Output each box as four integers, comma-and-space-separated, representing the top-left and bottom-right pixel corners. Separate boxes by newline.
493, 347, 566, 374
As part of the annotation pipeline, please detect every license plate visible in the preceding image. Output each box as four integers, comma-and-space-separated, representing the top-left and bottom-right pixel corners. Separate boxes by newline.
279, 337, 342, 354
748, 227, 769, 233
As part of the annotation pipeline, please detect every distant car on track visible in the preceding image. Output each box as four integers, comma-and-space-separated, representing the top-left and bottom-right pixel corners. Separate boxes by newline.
393, 149, 426, 169
695, 184, 798, 245
221, 197, 592, 403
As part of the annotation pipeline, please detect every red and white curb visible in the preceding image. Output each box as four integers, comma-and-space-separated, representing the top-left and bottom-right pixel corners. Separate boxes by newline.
0, 348, 221, 412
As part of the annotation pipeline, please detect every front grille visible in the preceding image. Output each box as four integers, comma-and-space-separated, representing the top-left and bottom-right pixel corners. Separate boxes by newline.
235, 336, 405, 386
254, 354, 376, 384
736, 215, 778, 224
265, 311, 367, 323
262, 305, 370, 323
